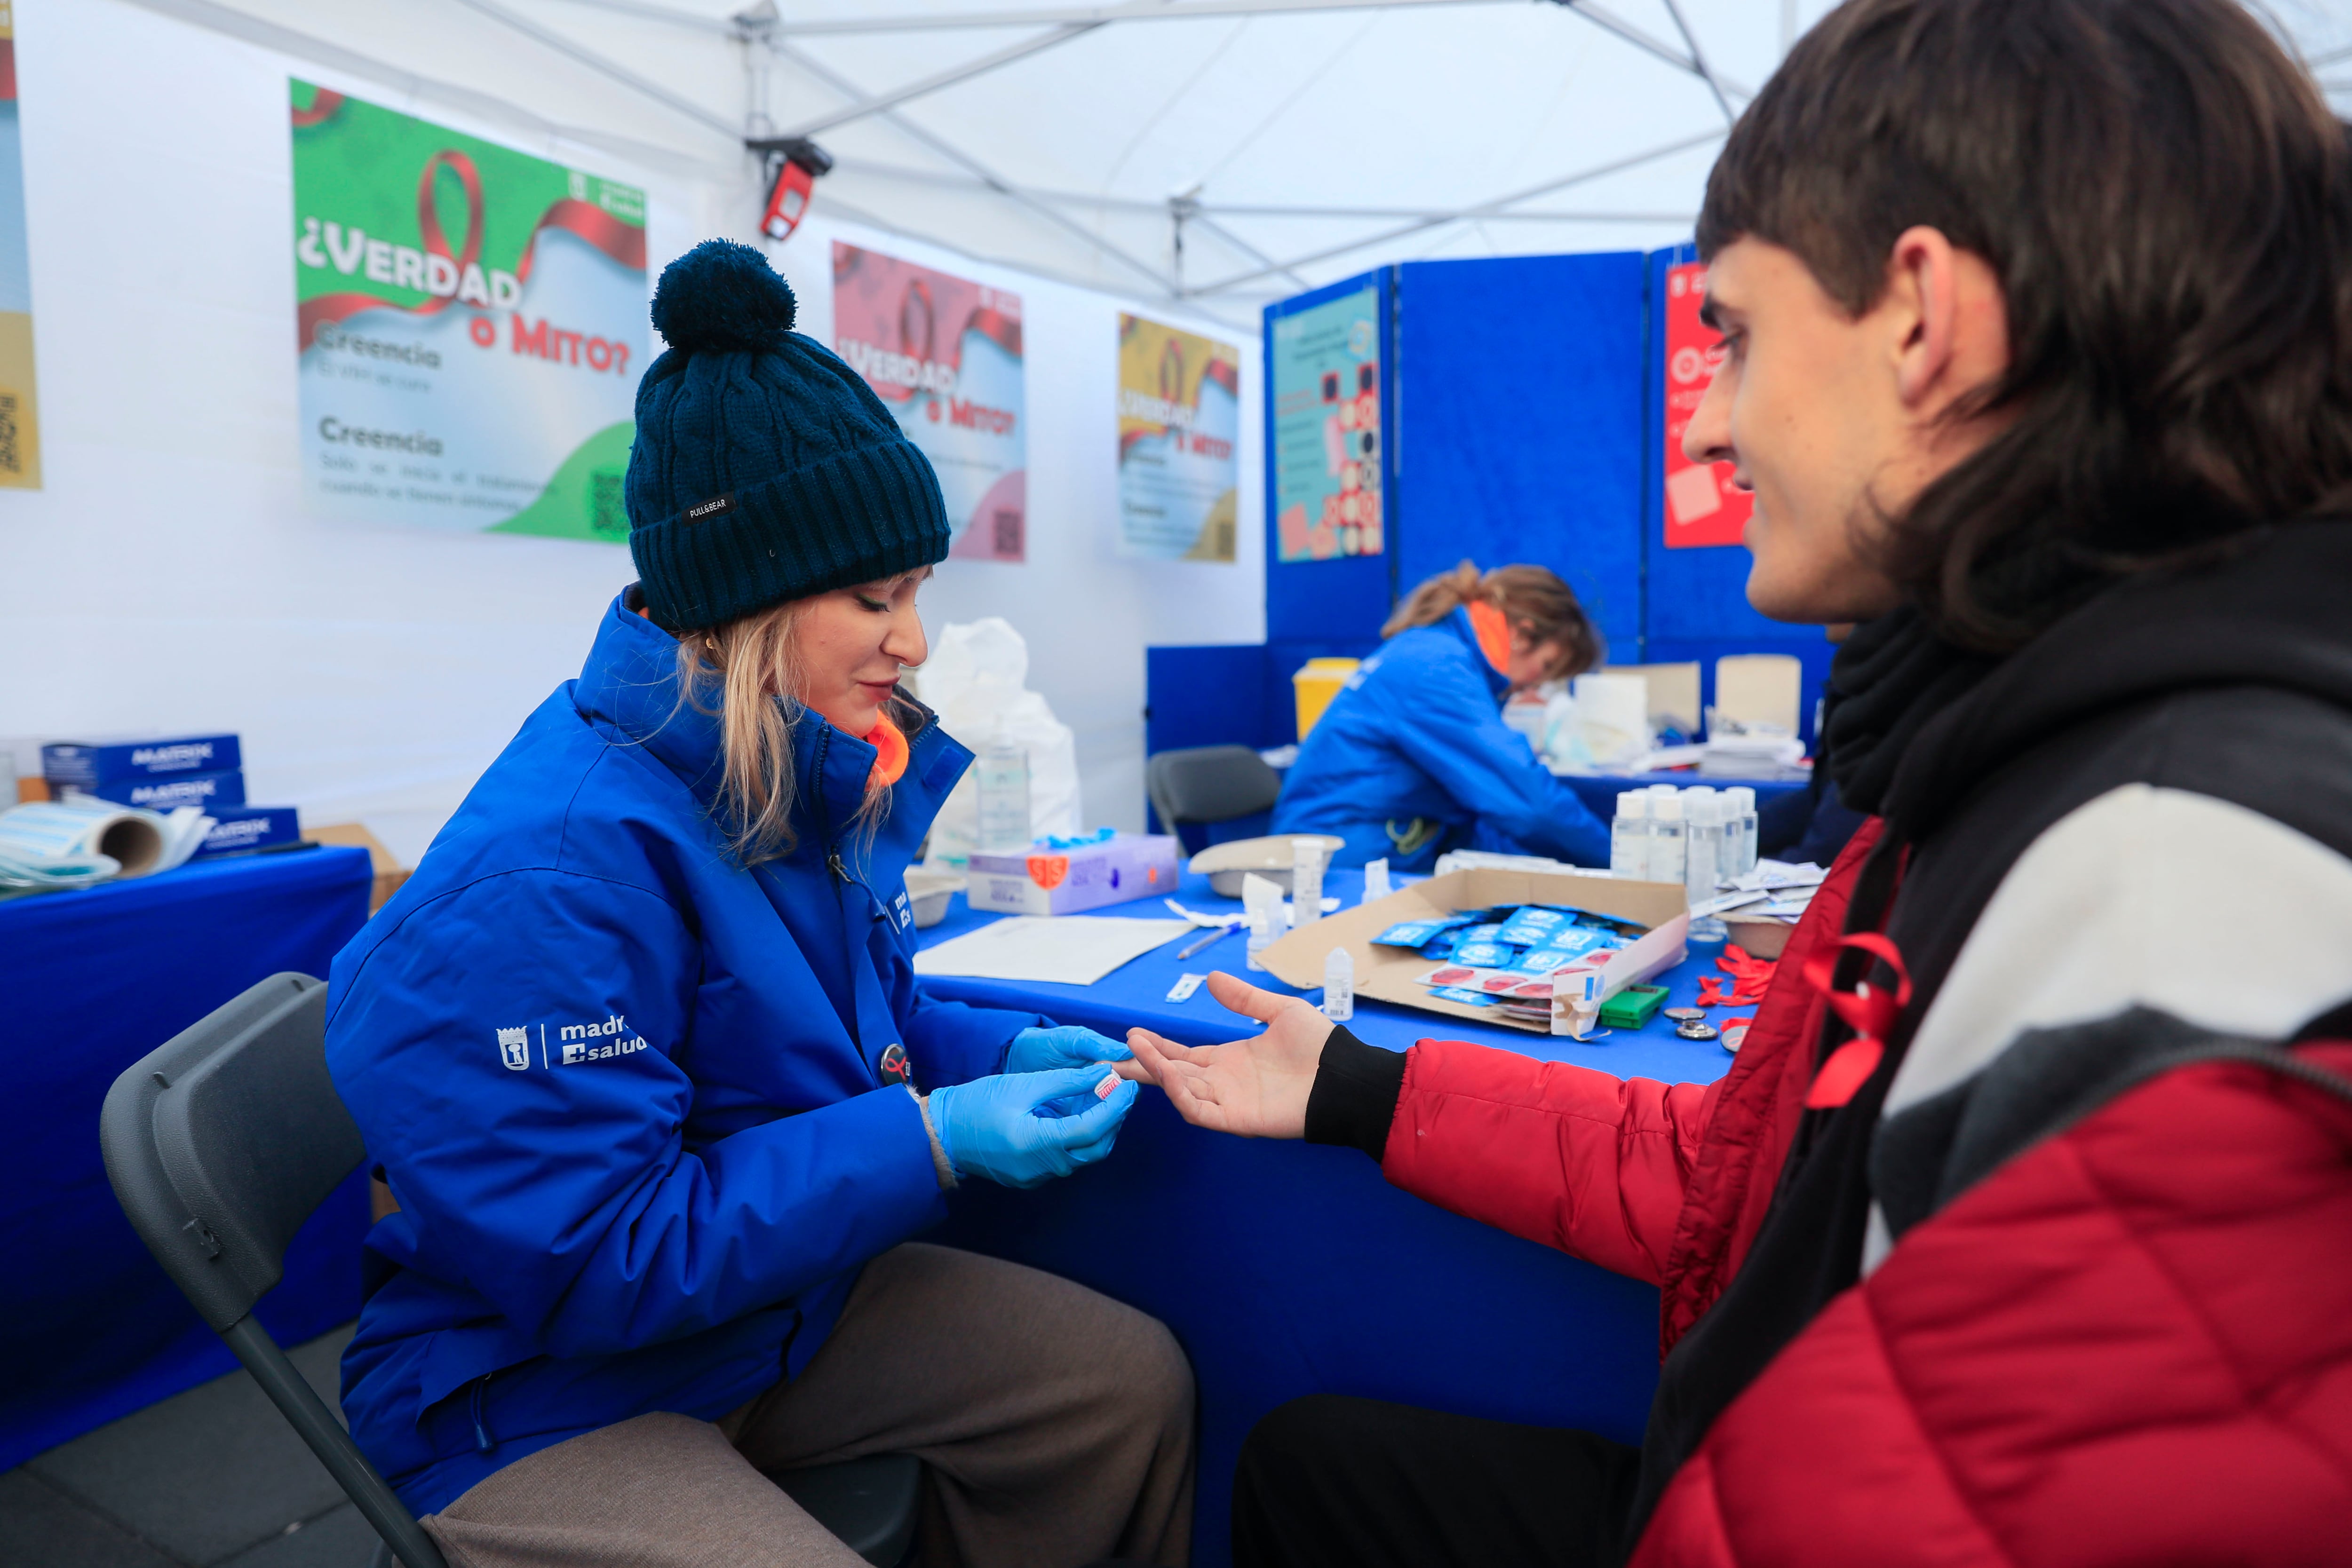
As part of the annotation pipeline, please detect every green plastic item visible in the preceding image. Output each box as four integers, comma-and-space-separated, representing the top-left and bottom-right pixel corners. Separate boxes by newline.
1599, 984, 1669, 1030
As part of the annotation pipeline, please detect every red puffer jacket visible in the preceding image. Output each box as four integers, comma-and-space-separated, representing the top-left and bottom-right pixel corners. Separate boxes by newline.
1384, 823, 1887, 1355
1379, 824, 2352, 1564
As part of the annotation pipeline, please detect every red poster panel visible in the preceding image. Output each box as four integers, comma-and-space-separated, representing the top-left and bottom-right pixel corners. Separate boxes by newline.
1661, 261, 1750, 549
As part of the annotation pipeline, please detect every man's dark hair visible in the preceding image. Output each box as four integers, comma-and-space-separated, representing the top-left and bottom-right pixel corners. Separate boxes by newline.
1698, 0, 2352, 650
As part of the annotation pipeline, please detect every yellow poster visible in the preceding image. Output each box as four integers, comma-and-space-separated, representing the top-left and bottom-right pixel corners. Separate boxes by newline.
0, 4, 40, 489
1117, 314, 1238, 562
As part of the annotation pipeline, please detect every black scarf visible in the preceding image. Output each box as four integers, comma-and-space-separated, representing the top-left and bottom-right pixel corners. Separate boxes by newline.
1822, 608, 1997, 819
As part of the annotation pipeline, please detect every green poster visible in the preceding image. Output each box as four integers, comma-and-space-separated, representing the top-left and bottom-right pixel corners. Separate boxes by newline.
290, 81, 646, 540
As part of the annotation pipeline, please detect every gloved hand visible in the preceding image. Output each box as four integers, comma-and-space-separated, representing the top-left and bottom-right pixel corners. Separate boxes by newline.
1006, 1023, 1134, 1075
927, 1068, 1139, 1189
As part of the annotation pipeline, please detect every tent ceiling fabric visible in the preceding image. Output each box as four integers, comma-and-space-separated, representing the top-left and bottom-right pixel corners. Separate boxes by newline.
148, 0, 2352, 327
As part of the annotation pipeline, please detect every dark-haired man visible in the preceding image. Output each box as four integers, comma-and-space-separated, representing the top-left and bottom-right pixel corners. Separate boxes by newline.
1128, 1, 2352, 1563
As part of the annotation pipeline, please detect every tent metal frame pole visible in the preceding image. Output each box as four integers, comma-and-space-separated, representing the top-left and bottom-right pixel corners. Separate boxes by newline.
770, 0, 1528, 37
1657, 0, 1737, 122
771, 40, 1185, 297
450, 0, 743, 140
774, 23, 1110, 139
1183, 126, 1724, 295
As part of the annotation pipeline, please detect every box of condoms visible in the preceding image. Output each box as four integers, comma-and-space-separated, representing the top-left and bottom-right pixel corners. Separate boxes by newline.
190, 804, 302, 859
77, 769, 248, 812
968, 832, 1183, 917
42, 733, 241, 789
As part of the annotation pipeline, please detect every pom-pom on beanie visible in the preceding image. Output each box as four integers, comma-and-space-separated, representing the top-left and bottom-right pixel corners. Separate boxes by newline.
624, 240, 951, 632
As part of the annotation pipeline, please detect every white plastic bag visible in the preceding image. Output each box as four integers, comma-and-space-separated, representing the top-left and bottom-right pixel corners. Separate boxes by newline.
911, 618, 1081, 863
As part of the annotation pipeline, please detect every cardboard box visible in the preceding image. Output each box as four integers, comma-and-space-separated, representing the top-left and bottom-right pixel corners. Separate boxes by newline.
1261, 867, 1690, 1035
968, 833, 1183, 916
309, 821, 412, 912
79, 769, 247, 811
191, 804, 302, 860
42, 733, 241, 787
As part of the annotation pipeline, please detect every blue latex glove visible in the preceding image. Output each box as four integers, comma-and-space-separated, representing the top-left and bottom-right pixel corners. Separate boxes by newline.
928, 1068, 1139, 1189
1006, 1023, 1134, 1075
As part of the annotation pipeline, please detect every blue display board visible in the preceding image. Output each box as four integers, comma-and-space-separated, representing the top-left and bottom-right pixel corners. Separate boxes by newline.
1394, 253, 1647, 658
1263, 271, 1396, 642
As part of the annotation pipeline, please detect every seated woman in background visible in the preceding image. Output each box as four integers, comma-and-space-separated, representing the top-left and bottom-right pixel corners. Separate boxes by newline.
1270, 561, 1610, 871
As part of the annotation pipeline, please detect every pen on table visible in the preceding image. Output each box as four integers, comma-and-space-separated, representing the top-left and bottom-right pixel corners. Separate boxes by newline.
1175, 923, 1239, 961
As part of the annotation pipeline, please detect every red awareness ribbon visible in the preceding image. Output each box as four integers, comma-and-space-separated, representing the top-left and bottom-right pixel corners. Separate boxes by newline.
1696, 944, 1777, 1007
1800, 932, 1913, 1109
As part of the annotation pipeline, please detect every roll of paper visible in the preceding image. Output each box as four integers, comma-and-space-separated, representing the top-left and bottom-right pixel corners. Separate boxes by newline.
0, 798, 212, 888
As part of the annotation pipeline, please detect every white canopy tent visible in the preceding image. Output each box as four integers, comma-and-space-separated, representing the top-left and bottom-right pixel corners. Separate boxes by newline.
129, 0, 2352, 331
11, 0, 2352, 864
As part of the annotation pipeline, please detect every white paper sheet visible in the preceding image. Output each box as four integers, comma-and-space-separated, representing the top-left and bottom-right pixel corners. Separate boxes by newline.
914, 916, 1193, 986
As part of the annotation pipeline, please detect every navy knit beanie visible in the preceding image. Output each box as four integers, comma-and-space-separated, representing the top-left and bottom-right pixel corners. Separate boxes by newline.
625, 240, 951, 632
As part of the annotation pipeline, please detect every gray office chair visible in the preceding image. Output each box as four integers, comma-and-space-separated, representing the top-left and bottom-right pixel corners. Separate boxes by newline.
1146, 744, 1284, 851
100, 972, 921, 1568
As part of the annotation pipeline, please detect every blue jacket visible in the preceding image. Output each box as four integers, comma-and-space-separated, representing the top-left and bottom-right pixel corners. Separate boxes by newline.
1270, 607, 1609, 872
326, 593, 1047, 1515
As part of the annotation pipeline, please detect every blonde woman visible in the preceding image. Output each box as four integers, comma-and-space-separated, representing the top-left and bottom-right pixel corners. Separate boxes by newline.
1271, 561, 1610, 870
325, 243, 1192, 1567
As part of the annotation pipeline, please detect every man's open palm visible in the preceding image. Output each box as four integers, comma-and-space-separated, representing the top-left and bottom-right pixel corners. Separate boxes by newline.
1125, 971, 1333, 1139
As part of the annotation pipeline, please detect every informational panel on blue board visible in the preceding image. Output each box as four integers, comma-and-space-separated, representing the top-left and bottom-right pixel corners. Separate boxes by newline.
1116, 314, 1239, 562
1271, 283, 1382, 562
834, 242, 1026, 563
0, 8, 40, 489
291, 83, 647, 539
1661, 261, 1750, 549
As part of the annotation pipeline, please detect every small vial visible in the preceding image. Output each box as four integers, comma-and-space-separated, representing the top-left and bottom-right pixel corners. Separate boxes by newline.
1647, 790, 1685, 884
1322, 946, 1356, 1021
1291, 838, 1327, 925
1094, 1072, 1121, 1101
1610, 791, 1649, 879
1684, 792, 1729, 942
1245, 910, 1272, 971
1723, 787, 1758, 878
1363, 858, 1392, 902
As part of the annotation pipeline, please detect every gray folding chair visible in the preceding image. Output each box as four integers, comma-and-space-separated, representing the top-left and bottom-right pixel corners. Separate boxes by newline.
101, 971, 921, 1568
1146, 744, 1285, 851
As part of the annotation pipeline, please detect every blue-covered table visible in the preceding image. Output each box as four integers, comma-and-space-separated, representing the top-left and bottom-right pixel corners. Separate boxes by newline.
0, 846, 376, 1470
917, 868, 1745, 1566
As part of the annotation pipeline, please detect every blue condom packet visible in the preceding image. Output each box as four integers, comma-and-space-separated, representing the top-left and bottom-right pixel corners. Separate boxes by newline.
1458, 923, 1506, 944
1451, 941, 1513, 969
1540, 927, 1619, 961
1371, 913, 1476, 948
1510, 948, 1579, 975
1494, 906, 1575, 946
1429, 986, 1499, 1008
1418, 932, 1463, 960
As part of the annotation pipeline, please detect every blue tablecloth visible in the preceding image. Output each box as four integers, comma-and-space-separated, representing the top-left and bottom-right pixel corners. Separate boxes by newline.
0, 846, 376, 1470
917, 868, 1747, 1566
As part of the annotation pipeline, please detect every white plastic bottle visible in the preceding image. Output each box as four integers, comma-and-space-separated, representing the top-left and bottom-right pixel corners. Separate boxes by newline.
1610, 791, 1650, 878
1647, 790, 1685, 884
1290, 838, 1327, 925
1723, 786, 1759, 878
1685, 791, 1728, 940
974, 719, 1032, 853
1363, 858, 1392, 903
1322, 945, 1356, 1022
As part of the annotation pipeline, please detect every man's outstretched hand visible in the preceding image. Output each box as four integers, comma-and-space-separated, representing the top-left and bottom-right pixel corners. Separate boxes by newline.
1124, 971, 1334, 1139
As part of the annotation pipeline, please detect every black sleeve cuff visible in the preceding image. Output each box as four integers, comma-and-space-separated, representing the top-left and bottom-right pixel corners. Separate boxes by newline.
1303, 1026, 1410, 1161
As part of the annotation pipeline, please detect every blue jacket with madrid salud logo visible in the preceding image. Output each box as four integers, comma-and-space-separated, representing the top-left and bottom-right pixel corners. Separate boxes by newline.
324, 590, 1048, 1516
1270, 605, 1611, 872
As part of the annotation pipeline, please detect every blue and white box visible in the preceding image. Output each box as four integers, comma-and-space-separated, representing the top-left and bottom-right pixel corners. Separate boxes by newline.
191, 804, 301, 859
81, 769, 247, 812
43, 733, 241, 788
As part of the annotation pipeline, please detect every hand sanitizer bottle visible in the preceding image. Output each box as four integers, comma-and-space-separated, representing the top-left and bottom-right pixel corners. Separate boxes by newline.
1723, 786, 1758, 878
1322, 946, 1355, 1021
975, 719, 1031, 854
1647, 791, 1685, 884
1610, 792, 1650, 878
1685, 791, 1728, 942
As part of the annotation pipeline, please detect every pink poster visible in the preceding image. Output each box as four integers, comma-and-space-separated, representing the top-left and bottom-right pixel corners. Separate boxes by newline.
831, 243, 1025, 562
